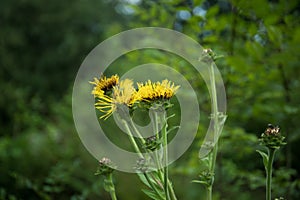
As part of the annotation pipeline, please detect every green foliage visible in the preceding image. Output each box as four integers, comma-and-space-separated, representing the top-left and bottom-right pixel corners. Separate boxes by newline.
1, 0, 300, 199
138, 173, 166, 200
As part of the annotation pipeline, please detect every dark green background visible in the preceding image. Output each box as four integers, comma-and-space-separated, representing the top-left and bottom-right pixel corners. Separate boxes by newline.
1, 0, 299, 199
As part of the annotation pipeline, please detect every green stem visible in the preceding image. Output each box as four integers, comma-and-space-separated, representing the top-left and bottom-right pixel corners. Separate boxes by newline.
106, 173, 117, 200
128, 108, 177, 200
206, 186, 212, 200
266, 148, 276, 200
128, 119, 146, 144
127, 115, 163, 175
154, 111, 163, 175
168, 181, 177, 200
152, 150, 165, 187
207, 143, 217, 200
144, 173, 165, 200
123, 120, 167, 199
153, 111, 164, 179
152, 110, 159, 139
207, 59, 219, 200
128, 117, 163, 176
158, 112, 177, 200
161, 113, 170, 200
122, 120, 143, 158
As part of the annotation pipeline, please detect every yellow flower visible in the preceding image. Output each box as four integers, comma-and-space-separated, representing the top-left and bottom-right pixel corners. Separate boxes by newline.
94, 79, 136, 119
134, 79, 180, 101
113, 79, 137, 106
90, 74, 119, 97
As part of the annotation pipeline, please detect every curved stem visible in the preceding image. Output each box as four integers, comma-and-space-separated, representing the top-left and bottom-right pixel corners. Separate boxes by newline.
266, 148, 276, 200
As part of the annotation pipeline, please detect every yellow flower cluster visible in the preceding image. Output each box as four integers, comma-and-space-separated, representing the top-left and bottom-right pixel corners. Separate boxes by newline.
91, 75, 179, 120
90, 74, 119, 97
92, 75, 135, 119
134, 80, 180, 102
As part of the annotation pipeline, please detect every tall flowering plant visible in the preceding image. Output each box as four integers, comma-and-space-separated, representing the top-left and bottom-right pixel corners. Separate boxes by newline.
91, 74, 179, 200
257, 124, 286, 200
88, 48, 288, 200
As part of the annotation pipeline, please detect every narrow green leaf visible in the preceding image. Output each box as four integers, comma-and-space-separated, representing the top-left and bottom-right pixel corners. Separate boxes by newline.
166, 114, 175, 121
192, 180, 210, 186
142, 189, 165, 200
137, 173, 151, 188
167, 126, 180, 135
256, 150, 269, 170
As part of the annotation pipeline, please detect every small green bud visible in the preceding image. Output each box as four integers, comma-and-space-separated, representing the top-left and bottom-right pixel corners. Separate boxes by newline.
200, 48, 224, 63
144, 135, 161, 151
198, 170, 214, 186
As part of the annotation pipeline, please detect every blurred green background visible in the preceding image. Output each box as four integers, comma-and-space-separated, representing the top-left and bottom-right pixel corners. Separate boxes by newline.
1, 0, 300, 199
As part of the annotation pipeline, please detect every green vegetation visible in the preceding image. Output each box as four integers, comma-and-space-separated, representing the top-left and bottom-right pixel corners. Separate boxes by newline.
1, 0, 300, 199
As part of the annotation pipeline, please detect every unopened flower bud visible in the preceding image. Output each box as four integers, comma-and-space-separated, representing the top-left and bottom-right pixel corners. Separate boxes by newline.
144, 135, 161, 151
259, 124, 286, 149
198, 170, 214, 186
200, 48, 223, 63
95, 157, 116, 176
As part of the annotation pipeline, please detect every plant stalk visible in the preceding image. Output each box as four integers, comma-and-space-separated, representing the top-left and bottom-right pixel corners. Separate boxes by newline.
106, 173, 117, 200
124, 119, 169, 200
161, 113, 171, 200
207, 60, 220, 200
144, 172, 165, 200
266, 148, 276, 200
168, 181, 177, 200
207, 186, 212, 200
122, 120, 143, 158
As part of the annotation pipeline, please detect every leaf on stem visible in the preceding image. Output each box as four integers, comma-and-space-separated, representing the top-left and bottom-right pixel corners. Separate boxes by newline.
256, 150, 269, 170
142, 189, 165, 200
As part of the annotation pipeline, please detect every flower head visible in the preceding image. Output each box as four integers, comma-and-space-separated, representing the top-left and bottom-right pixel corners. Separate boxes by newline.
200, 48, 224, 62
134, 79, 179, 102
95, 157, 116, 176
94, 79, 137, 119
113, 79, 137, 106
264, 124, 280, 136
90, 74, 119, 97
259, 124, 286, 149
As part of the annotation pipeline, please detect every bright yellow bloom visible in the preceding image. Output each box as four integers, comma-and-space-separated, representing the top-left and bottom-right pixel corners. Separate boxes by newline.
94, 79, 136, 119
134, 79, 180, 101
90, 74, 119, 97
113, 79, 137, 106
